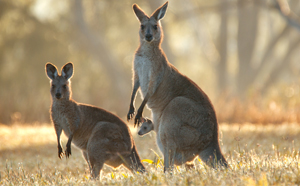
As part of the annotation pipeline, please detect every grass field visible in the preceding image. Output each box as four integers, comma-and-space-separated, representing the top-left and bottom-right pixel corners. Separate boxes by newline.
1, 122, 300, 185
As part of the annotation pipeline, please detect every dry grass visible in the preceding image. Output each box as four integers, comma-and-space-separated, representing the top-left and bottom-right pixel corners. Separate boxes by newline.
1, 122, 300, 185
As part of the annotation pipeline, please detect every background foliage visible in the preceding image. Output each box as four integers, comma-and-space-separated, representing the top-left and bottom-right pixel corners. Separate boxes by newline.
1, 0, 300, 124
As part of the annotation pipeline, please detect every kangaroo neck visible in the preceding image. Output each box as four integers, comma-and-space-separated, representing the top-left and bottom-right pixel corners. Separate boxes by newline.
139, 38, 162, 54
52, 97, 73, 107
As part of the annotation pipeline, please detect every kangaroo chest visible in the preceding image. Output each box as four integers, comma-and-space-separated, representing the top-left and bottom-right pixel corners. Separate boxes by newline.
51, 107, 72, 137
134, 55, 153, 97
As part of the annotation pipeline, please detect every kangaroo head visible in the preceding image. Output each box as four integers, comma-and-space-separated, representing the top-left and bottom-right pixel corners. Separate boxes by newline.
133, 1, 168, 43
138, 118, 154, 136
45, 62, 73, 100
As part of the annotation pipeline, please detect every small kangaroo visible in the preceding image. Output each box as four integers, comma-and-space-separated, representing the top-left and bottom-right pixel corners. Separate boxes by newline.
138, 118, 195, 170
138, 118, 153, 136
45, 62, 145, 179
127, 1, 228, 171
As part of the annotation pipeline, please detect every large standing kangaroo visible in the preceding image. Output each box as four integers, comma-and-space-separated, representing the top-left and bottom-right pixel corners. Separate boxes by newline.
46, 62, 145, 179
127, 1, 228, 171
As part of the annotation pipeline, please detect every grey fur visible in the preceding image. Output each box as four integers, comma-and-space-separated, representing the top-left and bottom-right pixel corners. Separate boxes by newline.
138, 118, 195, 170
138, 118, 153, 136
46, 62, 145, 179
128, 1, 228, 171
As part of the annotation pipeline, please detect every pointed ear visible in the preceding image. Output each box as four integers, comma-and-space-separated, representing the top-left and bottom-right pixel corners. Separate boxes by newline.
46, 63, 58, 80
61, 62, 73, 80
151, 1, 168, 21
133, 4, 149, 22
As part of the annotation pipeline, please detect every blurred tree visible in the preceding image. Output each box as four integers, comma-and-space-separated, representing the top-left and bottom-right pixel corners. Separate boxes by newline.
209, 0, 300, 97
0, 0, 69, 123
217, 0, 229, 93
69, 0, 130, 113
236, 0, 259, 95
1, 0, 300, 124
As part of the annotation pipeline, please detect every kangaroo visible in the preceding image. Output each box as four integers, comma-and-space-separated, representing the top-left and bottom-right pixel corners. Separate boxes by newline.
138, 118, 153, 136
127, 1, 228, 171
138, 118, 195, 170
45, 62, 145, 179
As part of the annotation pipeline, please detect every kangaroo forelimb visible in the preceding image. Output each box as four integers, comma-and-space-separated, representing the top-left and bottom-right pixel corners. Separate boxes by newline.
127, 80, 140, 121
55, 126, 63, 159
127, 104, 135, 121
58, 144, 63, 159
65, 134, 73, 158
134, 93, 150, 127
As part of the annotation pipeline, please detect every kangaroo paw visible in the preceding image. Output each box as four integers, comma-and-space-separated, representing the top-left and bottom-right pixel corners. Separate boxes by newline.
65, 145, 72, 158
58, 145, 64, 159
134, 113, 143, 127
127, 106, 135, 121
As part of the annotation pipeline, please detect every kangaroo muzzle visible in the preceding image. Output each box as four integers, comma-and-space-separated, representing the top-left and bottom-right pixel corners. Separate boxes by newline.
145, 34, 153, 42
55, 93, 61, 99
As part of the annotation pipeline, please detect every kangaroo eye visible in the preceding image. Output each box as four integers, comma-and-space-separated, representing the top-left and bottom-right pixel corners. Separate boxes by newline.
52, 85, 56, 88
144, 126, 147, 130
141, 25, 145, 30
153, 25, 158, 30
63, 85, 67, 89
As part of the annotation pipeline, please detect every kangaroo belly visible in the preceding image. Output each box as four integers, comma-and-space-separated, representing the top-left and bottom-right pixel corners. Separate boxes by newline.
88, 122, 131, 152
72, 129, 91, 150
72, 136, 89, 150
156, 132, 164, 154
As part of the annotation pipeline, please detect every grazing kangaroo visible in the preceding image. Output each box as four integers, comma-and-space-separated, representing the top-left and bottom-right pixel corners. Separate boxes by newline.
45, 62, 145, 179
127, 1, 228, 171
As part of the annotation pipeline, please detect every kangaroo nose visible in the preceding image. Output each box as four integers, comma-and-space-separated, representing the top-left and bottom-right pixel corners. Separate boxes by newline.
145, 34, 153, 42
55, 93, 61, 99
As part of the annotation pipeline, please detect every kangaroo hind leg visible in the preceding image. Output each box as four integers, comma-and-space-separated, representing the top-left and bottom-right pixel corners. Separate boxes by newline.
87, 147, 106, 179
82, 151, 92, 175
163, 140, 176, 173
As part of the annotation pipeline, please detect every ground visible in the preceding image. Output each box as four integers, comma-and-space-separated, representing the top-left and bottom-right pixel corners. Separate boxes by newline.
1, 122, 300, 185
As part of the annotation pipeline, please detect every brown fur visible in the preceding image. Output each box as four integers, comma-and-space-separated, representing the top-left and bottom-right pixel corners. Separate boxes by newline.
128, 1, 228, 171
46, 62, 145, 179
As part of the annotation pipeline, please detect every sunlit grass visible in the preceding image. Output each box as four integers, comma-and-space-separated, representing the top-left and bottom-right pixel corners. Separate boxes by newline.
1, 123, 300, 185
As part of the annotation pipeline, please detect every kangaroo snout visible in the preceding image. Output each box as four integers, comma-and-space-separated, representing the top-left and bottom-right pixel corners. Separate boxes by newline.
145, 34, 153, 42
55, 93, 61, 99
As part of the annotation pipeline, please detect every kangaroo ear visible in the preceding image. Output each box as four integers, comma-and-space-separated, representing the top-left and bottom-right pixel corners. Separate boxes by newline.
61, 62, 73, 80
151, 1, 168, 21
46, 63, 58, 80
133, 4, 149, 22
